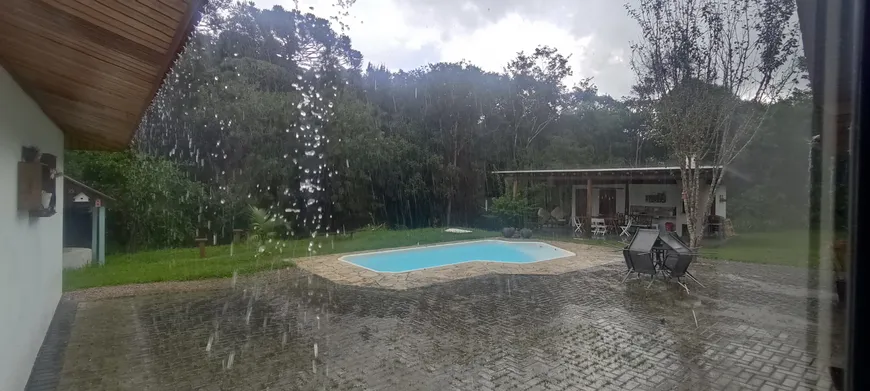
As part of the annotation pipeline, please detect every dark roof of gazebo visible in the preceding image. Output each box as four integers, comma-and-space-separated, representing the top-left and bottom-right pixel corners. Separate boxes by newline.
492, 166, 720, 178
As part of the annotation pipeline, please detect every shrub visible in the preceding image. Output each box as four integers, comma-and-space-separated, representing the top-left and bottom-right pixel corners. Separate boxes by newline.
490, 195, 535, 228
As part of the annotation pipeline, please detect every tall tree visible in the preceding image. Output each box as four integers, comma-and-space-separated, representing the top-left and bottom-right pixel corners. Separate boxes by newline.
502, 46, 572, 169
628, 0, 801, 246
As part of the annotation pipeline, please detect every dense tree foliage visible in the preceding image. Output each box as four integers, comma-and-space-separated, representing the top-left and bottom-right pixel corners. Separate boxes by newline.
67, 2, 813, 250
65, 152, 206, 250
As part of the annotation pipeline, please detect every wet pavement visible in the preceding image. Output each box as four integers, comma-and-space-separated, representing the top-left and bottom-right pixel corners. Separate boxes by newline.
35, 259, 842, 390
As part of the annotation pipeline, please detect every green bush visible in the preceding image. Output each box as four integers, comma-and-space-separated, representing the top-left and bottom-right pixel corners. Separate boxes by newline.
248, 205, 285, 259
490, 195, 535, 228
66, 151, 207, 251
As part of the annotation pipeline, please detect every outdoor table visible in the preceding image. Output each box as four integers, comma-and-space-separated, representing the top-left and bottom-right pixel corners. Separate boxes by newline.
650, 243, 671, 271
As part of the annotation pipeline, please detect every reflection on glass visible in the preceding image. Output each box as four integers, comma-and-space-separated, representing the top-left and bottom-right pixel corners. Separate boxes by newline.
5, 0, 857, 390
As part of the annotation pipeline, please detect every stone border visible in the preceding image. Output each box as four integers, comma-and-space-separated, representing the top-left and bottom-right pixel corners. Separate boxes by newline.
296, 240, 621, 290
338, 239, 577, 273
24, 299, 78, 391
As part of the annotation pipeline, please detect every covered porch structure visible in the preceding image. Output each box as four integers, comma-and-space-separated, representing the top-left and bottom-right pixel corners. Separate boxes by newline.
494, 166, 728, 238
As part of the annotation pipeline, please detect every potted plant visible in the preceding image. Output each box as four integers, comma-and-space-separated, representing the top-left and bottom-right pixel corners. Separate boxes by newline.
520, 228, 533, 239
832, 239, 847, 307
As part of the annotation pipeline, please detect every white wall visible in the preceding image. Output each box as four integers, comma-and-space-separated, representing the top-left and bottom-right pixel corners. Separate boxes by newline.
0, 66, 64, 390
628, 183, 682, 209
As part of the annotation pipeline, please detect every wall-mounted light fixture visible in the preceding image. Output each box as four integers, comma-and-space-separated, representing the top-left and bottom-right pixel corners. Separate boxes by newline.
18, 146, 57, 217
719, 194, 726, 202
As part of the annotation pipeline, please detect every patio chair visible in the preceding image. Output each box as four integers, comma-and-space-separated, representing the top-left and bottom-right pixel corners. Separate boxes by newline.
590, 218, 607, 238
624, 250, 659, 287
621, 228, 662, 287
661, 253, 705, 292
658, 233, 705, 292
572, 216, 584, 236
619, 217, 633, 239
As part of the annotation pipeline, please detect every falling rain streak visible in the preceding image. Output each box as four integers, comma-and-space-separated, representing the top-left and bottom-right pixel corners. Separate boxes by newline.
131, 0, 355, 381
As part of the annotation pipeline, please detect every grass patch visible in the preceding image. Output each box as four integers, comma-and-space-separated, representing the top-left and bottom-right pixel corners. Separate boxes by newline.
552, 236, 627, 250
63, 227, 498, 291
556, 230, 824, 268
699, 230, 817, 268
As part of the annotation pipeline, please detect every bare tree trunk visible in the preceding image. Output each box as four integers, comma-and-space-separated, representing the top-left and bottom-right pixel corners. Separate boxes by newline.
682, 159, 723, 248
445, 200, 452, 227
446, 121, 459, 227
681, 158, 705, 248
635, 138, 642, 166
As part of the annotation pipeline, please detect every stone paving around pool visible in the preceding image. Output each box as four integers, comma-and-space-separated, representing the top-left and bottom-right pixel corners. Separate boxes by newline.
296, 240, 621, 290
30, 253, 843, 391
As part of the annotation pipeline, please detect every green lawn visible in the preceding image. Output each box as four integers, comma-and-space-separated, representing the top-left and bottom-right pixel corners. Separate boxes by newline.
699, 230, 820, 268
573, 230, 823, 268
63, 228, 499, 291
64, 228, 827, 291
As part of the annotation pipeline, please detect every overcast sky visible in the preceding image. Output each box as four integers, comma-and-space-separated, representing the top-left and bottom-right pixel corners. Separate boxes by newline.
254, 0, 641, 97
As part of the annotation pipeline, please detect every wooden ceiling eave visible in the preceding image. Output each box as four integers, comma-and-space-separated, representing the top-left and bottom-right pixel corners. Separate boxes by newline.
0, 0, 207, 151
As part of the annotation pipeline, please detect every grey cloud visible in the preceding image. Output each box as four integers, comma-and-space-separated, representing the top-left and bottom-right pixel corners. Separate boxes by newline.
393, 0, 642, 97
362, 42, 442, 72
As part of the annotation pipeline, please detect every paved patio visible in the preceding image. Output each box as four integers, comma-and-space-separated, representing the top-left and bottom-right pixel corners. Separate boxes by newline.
29, 253, 843, 390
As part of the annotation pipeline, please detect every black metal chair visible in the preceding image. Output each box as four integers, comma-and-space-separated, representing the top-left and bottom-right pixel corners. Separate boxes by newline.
622, 228, 662, 287
621, 248, 634, 282
631, 251, 659, 288
658, 232, 705, 292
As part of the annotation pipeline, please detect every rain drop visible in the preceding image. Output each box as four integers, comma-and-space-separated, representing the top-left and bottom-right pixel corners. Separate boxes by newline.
226, 351, 235, 369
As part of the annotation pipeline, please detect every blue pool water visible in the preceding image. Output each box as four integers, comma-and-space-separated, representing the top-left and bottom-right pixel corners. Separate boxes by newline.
341, 240, 575, 272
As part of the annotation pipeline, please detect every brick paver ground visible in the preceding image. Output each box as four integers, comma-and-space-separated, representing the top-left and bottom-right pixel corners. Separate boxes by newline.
33, 258, 844, 390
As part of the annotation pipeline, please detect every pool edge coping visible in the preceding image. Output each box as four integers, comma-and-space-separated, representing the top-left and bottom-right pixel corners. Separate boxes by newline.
338, 239, 577, 274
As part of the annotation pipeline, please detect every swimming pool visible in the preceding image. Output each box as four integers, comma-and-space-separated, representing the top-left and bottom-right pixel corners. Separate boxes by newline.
341, 240, 575, 273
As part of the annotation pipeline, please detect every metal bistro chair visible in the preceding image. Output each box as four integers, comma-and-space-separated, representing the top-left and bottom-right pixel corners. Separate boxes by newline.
572, 216, 584, 236
619, 216, 633, 240
622, 228, 662, 288
658, 232, 705, 292
591, 217, 608, 238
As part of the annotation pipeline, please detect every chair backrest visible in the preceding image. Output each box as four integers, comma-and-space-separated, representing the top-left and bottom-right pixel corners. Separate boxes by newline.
628, 228, 659, 252
659, 231, 693, 255
664, 253, 695, 277
591, 218, 606, 227
628, 251, 657, 275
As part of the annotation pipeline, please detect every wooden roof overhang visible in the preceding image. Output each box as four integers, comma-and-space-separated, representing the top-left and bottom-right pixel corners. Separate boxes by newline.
0, 0, 207, 151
